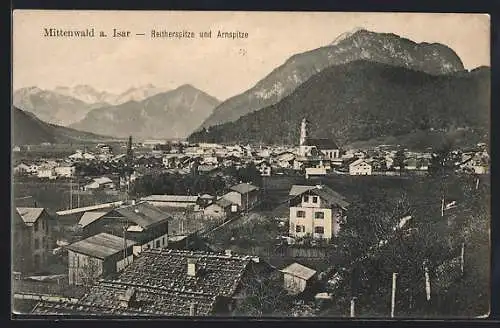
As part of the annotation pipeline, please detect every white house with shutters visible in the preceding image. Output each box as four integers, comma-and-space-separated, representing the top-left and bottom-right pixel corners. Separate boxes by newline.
288, 185, 349, 240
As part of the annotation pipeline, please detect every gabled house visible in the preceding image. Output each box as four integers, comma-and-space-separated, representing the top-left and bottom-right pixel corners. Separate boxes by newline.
281, 262, 317, 295
223, 183, 260, 212
348, 158, 372, 176
288, 185, 349, 240
13, 207, 53, 274
203, 198, 235, 219
84, 177, 115, 191
78, 202, 170, 256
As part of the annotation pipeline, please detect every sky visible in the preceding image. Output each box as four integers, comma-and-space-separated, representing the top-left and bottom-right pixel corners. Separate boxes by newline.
13, 11, 490, 101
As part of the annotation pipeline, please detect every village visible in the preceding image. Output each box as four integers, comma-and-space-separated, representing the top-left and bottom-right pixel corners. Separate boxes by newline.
12, 118, 490, 317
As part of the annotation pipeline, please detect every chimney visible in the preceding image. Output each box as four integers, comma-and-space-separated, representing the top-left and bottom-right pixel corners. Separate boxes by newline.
119, 287, 137, 308
189, 302, 198, 316
187, 257, 198, 277
225, 249, 232, 257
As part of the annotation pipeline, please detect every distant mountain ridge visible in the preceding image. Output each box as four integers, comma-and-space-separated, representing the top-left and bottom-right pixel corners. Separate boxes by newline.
70, 84, 221, 139
12, 106, 115, 146
12, 87, 103, 126
199, 29, 465, 129
13, 84, 171, 126
54, 83, 169, 105
188, 61, 490, 149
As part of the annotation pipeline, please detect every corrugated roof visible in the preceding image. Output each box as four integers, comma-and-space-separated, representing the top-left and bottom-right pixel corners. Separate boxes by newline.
141, 195, 199, 203
281, 262, 317, 280
16, 208, 45, 225
112, 202, 169, 229
65, 233, 137, 259
78, 211, 109, 228
230, 183, 259, 194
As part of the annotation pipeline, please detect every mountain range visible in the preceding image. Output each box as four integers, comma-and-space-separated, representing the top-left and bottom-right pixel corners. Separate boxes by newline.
13, 84, 170, 126
198, 29, 466, 129
188, 61, 490, 150
12, 106, 115, 146
70, 84, 221, 139
54, 83, 169, 105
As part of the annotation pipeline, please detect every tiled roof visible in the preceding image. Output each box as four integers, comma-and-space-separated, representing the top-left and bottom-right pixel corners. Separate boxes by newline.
141, 195, 199, 203
115, 249, 252, 297
65, 233, 137, 259
78, 211, 109, 228
112, 202, 170, 229
281, 262, 317, 281
32, 249, 260, 316
31, 280, 218, 316
230, 183, 259, 194
16, 207, 45, 225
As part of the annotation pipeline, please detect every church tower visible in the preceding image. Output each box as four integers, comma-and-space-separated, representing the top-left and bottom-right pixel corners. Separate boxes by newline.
300, 118, 308, 146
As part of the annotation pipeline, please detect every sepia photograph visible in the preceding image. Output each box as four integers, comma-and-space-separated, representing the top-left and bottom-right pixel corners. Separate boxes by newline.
11, 10, 490, 318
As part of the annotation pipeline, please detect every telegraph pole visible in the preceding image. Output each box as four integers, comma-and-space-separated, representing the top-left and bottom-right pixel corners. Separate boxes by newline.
350, 297, 357, 317
391, 272, 398, 318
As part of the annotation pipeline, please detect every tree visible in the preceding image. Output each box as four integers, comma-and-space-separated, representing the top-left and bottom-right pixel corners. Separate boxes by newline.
235, 265, 292, 316
428, 142, 460, 178
394, 148, 406, 174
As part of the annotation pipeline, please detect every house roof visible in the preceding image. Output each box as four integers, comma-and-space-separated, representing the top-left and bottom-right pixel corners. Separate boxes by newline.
289, 185, 350, 209
141, 195, 199, 203
34, 249, 264, 315
289, 185, 316, 196
65, 233, 137, 260
56, 201, 124, 216
16, 208, 45, 225
115, 249, 254, 297
281, 262, 317, 280
200, 194, 214, 199
304, 138, 339, 150
214, 198, 233, 209
111, 202, 170, 229
32, 281, 218, 316
230, 183, 259, 194
93, 177, 113, 184
349, 158, 371, 167
78, 211, 109, 228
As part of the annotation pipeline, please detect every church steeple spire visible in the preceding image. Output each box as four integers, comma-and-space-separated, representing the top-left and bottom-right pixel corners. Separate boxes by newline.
300, 118, 308, 146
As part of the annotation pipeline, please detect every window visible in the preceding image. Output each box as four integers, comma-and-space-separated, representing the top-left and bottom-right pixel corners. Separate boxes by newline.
34, 221, 38, 232
156, 240, 161, 248
315, 226, 324, 234
312, 196, 318, 203
34, 238, 39, 249
303, 195, 309, 202
295, 225, 305, 233
315, 212, 324, 219
162, 237, 166, 246
296, 210, 306, 218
